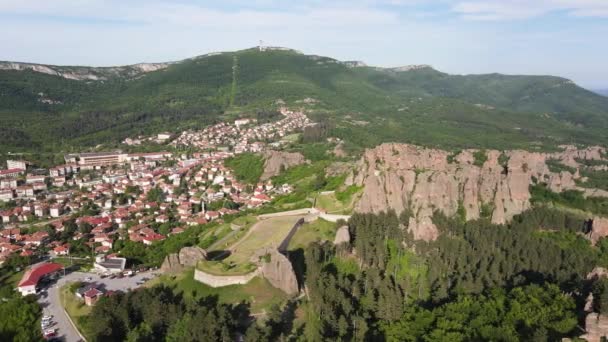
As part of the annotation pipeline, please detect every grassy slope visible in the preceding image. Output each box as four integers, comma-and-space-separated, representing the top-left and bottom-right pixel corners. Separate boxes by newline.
147, 268, 287, 313
287, 218, 337, 251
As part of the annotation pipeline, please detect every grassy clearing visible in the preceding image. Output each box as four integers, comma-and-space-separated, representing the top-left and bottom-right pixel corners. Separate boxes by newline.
199, 215, 303, 275
228, 216, 303, 263
288, 218, 337, 250
152, 268, 288, 313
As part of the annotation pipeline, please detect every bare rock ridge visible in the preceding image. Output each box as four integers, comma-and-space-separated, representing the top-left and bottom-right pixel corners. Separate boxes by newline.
0, 61, 171, 81
348, 143, 608, 241
161, 246, 208, 273
261, 151, 306, 180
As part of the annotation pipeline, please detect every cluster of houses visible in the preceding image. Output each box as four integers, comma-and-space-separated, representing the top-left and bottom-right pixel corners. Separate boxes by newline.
171, 108, 310, 152
123, 132, 173, 146
0, 147, 293, 265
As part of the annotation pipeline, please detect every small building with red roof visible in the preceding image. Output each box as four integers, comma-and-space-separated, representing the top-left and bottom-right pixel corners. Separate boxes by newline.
84, 287, 104, 306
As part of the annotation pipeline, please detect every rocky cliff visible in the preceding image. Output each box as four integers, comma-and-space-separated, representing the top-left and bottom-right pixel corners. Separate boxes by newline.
161, 246, 208, 273
348, 143, 607, 241
261, 151, 306, 180
257, 248, 299, 295
0, 61, 171, 81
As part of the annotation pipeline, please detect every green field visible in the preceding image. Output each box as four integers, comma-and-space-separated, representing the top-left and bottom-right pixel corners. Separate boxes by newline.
199, 215, 257, 250
149, 268, 288, 313
199, 215, 304, 275
314, 191, 359, 214
288, 218, 338, 250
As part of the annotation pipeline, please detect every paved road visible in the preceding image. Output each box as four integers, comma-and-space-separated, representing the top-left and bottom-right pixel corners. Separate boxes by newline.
37, 270, 159, 341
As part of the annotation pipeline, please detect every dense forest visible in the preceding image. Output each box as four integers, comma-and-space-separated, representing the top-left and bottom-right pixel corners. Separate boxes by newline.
271, 207, 607, 341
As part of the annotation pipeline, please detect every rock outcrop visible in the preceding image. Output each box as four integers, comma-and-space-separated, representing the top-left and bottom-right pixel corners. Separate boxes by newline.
349, 143, 608, 241
257, 248, 299, 295
161, 246, 208, 273
587, 267, 608, 280
589, 218, 608, 245
582, 313, 608, 341
178, 246, 208, 267
334, 226, 351, 245
0, 61, 172, 81
261, 151, 306, 180
160, 253, 183, 274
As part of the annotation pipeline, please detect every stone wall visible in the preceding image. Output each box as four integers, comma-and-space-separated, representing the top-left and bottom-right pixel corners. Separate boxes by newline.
258, 208, 317, 220
319, 213, 351, 222
194, 268, 260, 287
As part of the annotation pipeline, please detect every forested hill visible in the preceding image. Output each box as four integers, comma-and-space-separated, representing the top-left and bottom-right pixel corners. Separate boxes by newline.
1, 47, 608, 153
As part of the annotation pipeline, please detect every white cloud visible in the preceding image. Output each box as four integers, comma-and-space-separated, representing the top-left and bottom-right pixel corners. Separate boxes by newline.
452, 0, 608, 20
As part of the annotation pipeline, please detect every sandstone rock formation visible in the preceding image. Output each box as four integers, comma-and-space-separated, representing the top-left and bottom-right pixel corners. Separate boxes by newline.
349, 143, 608, 241
581, 313, 608, 341
332, 143, 347, 158
160, 253, 183, 274
257, 248, 299, 295
334, 226, 351, 245
582, 269, 608, 341
589, 218, 608, 245
261, 151, 306, 180
587, 267, 608, 280
178, 246, 208, 267
161, 246, 208, 273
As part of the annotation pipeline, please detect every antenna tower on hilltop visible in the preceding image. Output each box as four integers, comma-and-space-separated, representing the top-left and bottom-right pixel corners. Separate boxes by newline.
259, 40, 266, 52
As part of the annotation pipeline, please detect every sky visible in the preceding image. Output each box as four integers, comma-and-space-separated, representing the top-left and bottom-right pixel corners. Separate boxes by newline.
0, 0, 607, 89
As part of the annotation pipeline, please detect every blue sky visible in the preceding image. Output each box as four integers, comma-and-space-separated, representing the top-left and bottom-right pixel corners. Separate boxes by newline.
0, 0, 607, 89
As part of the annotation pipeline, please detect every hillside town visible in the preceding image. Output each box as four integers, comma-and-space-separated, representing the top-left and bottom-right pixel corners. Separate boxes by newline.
0, 108, 310, 267
170, 107, 311, 152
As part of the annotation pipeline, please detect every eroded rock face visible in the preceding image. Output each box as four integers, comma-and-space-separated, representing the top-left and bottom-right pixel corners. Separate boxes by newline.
261, 151, 306, 180
178, 246, 208, 267
589, 218, 608, 245
161, 246, 208, 273
0, 61, 171, 81
587, 267, 608, 280
160, 253, 182, 274
334, 226, 351, 245
258, 248, 299, 295
581, 313, 608, 341
352, 143, 608, 241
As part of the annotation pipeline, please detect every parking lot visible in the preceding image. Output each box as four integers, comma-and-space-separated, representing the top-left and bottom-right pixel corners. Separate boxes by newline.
37, 270, 159, 341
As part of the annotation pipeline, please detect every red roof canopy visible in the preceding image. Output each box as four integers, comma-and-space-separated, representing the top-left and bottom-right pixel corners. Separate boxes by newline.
18, 262, 63, 287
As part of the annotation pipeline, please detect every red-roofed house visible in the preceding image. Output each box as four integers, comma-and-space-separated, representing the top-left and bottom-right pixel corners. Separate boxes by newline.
52, 245, 69, 256
84, 287, 103, 306
17, 262, 63, 296
143, 233, 166, 245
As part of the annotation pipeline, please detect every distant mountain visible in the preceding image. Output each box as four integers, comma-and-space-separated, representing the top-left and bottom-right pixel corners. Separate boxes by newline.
593, 89, 608, 97
1, 47, 607, 154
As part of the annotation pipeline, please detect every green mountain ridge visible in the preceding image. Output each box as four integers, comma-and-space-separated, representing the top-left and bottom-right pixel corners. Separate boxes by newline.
1, 47, 607, 155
